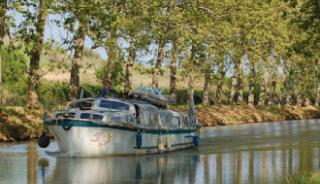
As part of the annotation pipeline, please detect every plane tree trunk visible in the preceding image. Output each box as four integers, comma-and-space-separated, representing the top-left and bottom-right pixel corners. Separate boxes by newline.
188, 74, 196, 125
304, 97, 311, 106
170, 40, 178, 95
237, 60, 244, 104
268, 79, 277, 105
315, 59, 320, 107
230, 62, 239, 104
152, 41, 165, 89
103, 37, 117, 90
187, 44, 197, 126
103, 47, 114, 90
202, 72, 210, 106
26, 0, 47, 109
69, 18, 86, 100
316, 82, 320, 107
230, 58, 243, 104
124, 35, 136, 97
258, 72, 268, 106
248, 61, 256, 107
0, 51, 2, 105
0, 0, 5, 105
215, 60, 225, 104
282, 58, 293, 107
297, 94, 303, 107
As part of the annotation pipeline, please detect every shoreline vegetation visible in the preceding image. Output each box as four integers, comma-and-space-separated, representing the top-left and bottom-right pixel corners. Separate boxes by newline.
1, 104, 320, 142
282, 172, 320, 184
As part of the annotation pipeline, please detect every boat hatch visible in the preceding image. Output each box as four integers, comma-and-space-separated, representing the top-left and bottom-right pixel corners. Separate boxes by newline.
99, 99, 130, 111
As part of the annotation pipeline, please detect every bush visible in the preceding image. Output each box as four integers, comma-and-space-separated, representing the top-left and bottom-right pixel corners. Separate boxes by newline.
1, 47, 28, 106
175, 89, 203, 105
39, 81, 70, 108
134, 63, 153, 74
1, 47, 27, 84
96, 61, 125, 89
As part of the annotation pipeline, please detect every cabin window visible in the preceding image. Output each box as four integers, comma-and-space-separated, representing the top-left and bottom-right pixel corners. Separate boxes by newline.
111, 116, 121, 122
80, 113, 90, 119
80, 113, 103, 120
159, 113, 174, 128
137, 111, 158, 128
99, 100, 130, 111
93, 114, 104, 120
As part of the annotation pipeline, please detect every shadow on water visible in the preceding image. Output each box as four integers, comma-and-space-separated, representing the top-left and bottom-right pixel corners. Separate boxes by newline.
1, 119, 320, 184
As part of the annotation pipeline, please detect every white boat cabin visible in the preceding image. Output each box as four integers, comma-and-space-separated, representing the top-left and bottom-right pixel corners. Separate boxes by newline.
53, 98, 195, 129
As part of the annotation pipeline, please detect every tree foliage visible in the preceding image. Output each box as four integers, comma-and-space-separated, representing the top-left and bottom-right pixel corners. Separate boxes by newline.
1, 0, 320, 108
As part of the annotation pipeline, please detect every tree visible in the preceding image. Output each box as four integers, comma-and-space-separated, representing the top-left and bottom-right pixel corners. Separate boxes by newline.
0, 0, 7, 105
18, 0, 48, 109
167, 0, 184, 96
55, 0, 107, 99
169, 40, 178, 95
149, 0, 172, 89
296, 0, 320, 106
201, 58, 212, 106
214, 54, 227, 104
58, 1, 92, 99
117, 0, 149, 97
227, 1, 293, 107
229, 50, 244, 104
88, 1, 120, 91
179, 0, 212, 122
69, 16, 86, 99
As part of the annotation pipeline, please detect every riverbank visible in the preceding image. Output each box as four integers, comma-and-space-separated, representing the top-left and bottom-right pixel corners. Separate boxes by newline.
1, 105, 320, 142
0, 106, 44, 142
171, 105, 320, 126
282, 172, 320, 184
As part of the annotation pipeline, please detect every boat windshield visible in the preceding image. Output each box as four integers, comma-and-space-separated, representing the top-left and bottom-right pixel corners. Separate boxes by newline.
99, 100, 130, 111
67, 99, 94, 110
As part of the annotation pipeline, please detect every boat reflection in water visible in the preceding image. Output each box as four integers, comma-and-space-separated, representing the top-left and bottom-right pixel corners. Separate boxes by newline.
46, 145, 319, 184
48, 153, 199, 184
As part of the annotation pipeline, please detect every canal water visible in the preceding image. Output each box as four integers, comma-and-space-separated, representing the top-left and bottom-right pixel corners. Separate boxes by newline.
1, 119, 320, 184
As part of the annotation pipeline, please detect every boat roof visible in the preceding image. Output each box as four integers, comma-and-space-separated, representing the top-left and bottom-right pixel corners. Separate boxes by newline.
67, 97, 162, 108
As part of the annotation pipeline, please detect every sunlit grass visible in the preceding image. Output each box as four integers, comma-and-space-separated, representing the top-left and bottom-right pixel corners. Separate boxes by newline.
0, 106, 44, 141
282, 173, 320, 184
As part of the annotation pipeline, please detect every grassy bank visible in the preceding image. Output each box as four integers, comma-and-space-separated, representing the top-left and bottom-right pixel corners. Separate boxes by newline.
0, 106, 44, 142
1, 105, 320, 142
282, 172, 320, 184
172, 105, 320, 126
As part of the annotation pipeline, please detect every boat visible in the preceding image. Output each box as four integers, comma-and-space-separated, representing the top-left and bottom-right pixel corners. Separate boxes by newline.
39, 96, 200, 157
